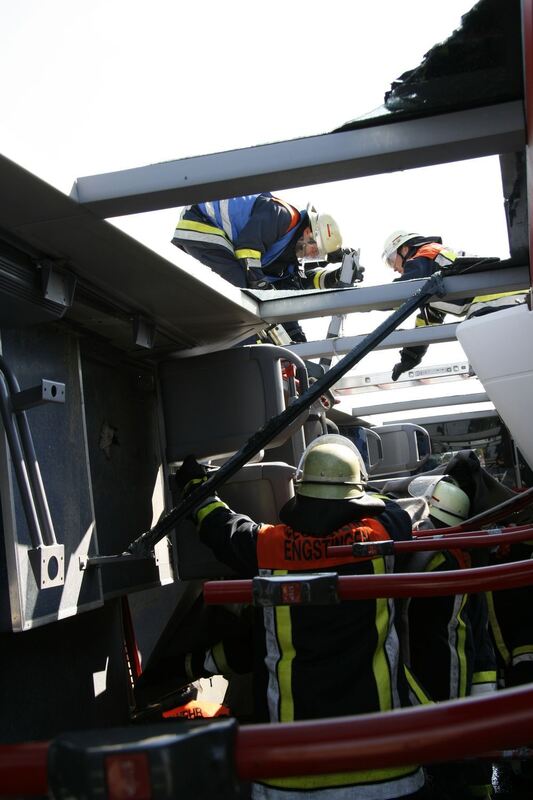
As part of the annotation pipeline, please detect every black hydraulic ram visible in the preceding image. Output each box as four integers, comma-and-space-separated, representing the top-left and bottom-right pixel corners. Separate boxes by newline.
126, 273, 445, 557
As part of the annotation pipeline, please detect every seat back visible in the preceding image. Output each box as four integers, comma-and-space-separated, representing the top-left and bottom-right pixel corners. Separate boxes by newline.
174, 462, 296, 579
159, 345, 308, 464
368, 423, 431, 478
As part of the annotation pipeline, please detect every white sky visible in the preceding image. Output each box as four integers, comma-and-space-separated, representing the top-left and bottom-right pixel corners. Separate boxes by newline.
0, 0, 507, 421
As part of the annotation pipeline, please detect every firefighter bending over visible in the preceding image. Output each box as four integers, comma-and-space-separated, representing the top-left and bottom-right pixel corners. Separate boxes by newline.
172, 194, 360, 342
172, 194, 345, 290
174, 435, 426, 800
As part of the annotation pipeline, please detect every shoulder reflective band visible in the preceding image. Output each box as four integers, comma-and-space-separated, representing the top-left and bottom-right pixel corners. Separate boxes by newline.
252, 573, 339, 606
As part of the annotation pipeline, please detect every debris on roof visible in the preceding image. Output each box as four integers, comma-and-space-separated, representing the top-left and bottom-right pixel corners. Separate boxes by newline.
384, 0, 522, 114
335, 0, 522, 132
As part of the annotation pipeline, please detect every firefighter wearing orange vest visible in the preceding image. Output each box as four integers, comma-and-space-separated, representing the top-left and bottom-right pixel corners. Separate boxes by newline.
175, 436, 426, 800
381, 230, 527, 381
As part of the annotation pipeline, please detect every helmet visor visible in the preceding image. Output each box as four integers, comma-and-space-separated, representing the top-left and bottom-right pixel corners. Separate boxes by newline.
294, 434, 366, 485
385, 251, 398, 268
408, 475, 444, 500
408, 475, 457, 501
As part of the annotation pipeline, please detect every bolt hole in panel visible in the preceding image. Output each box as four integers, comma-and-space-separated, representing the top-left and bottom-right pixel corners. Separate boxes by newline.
47, 555, 59, 581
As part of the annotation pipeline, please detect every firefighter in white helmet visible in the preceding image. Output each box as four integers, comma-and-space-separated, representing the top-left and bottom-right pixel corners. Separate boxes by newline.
409, 474, 471, 528
173, 438, 426, 799
382, 230, 460, 381
381, 228, 527, 382
172, 194, 345, 342
173, 196, 343, 289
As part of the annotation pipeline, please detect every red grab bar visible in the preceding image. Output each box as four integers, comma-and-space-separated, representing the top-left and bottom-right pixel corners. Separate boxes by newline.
328, 525, 533, 557
203, 559, 533, 604
3, 685, 533, 793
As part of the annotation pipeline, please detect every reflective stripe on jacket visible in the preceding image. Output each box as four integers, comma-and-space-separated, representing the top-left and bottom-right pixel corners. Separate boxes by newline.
197, 194, 301, 266
409, 242, 457, 269
253, 520, 423, 797
401, 550, 473, 702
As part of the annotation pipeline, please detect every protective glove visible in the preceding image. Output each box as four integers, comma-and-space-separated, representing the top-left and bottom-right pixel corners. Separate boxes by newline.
391, 349, 423, 382
248, 277, 274, 290
352, 264, 365, 284
283, 320, 307, 343
241, 258, 274, 290
326, 247, 344, 264
174, 454, 208, 496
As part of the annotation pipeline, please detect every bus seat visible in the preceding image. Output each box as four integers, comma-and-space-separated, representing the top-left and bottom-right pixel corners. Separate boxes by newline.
159, 345, 308, 464
368, 423, 431, 478
174, 462, 296, 580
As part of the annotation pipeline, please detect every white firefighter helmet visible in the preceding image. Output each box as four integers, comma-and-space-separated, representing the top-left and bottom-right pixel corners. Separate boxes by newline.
408, 475, 470, 527
307, 204, 343, 258
294, 434, 383, 506
382, 230, 421, 268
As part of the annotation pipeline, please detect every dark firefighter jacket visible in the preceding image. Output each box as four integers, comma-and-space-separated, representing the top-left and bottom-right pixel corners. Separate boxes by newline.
395, 239, 527, 372
172, 193, 348, 291
401, 546, 496, 703
172, 193, 305, 288
194, 493, 425, 798
487, 538, 533, 688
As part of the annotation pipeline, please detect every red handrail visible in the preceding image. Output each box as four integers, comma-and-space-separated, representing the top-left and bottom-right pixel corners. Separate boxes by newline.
236, 684, 533, 779
328, 525, 533, 557
0, 741, 48, 796
203, 559, 533, 604
416, 522, 533, 539
3, 685, 533, 793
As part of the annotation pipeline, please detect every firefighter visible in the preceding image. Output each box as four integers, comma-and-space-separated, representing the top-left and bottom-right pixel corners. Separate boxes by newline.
172, 194, 343, 290
175, 436, 426, 800
404, 475, 496, 800
381, 229, 528, 381
405, 475, 497, 701
133, 596, 255, 720
172, 195, 346, 343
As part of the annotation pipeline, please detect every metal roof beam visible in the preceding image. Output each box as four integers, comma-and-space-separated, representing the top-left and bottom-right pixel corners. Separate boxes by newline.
71, 101, 525, 218
390, 409, 499, 426
257, 265, 530, 322
351, 392, 490, 417
287, 322, 461, 360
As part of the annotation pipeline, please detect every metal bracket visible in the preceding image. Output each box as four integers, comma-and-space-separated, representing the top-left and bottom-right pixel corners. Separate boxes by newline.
28, 544, 65, 589
48, 718, 239, 800
79, 553, 155, 570
39, 260, 77, 308
252, 572, 339, 607
351, 540, 395, 557
11, 379, 66, 412
133, 315, 156, 349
